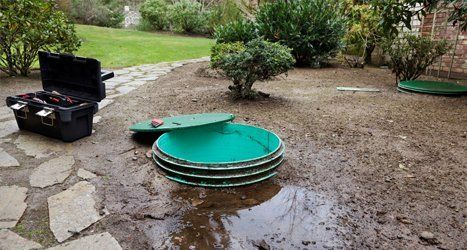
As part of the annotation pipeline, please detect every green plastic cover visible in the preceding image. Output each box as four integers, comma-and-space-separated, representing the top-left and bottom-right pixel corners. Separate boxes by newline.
156, 123, 282, 164
129, 113, 235, 132
399, 80, 467, 95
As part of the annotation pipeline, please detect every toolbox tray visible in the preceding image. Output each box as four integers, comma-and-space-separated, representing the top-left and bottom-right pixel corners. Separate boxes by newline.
5, 51, 114, 142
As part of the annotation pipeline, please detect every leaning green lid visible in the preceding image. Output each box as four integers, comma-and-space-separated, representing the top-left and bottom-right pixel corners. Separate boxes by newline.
129, 113, 235, 132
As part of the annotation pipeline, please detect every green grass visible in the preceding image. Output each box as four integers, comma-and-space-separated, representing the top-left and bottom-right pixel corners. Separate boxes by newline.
75, 25, 214, 68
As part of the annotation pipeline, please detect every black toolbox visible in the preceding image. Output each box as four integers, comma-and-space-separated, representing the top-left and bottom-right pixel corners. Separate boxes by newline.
5, 51, 114, 142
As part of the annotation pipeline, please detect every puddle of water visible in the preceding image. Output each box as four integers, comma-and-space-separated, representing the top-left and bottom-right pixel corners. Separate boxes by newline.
166, 181, 342, 249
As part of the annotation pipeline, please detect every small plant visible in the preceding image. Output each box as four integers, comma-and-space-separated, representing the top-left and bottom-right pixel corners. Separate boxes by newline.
382, 34, 450, 83
169, 0, 209, 34
255, 0, 346, 67
212, 39, 295, 99
140, 0, 170, 30
214, 19, 258, 44
0, 0, 81, 76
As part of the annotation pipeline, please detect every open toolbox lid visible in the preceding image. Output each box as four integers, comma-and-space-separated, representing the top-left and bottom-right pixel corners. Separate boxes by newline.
39, 51, 114, 102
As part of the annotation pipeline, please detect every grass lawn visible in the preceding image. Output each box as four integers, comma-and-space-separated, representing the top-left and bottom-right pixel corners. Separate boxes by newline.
75, 25, 214, 68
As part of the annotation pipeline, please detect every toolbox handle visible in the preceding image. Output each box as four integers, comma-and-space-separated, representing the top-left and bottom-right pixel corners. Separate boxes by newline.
101, 71, 114, 81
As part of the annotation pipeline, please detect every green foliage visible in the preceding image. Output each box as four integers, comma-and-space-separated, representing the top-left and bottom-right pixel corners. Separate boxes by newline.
212, 38, 295, 99
0, 0, 81, 76
382, 34, 450, 83
255, 0, 346, 67
371, 0, 466, 37
210, 42, 245, 66
169, 0, 209, 34
207, 0, 244, 35
140, 0, 169, 30
71, 0, 124, 28
214, 19, 258, 44
342, 0, 384, 64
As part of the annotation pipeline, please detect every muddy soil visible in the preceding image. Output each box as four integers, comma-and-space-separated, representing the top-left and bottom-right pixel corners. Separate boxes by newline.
0, 63, 466, 249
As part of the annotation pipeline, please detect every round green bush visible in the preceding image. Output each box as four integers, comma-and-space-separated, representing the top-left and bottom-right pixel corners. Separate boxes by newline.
140, 0, 170, 31
212, 39, 295, 99
255, 0, 346, 67
169, 0, 209, 34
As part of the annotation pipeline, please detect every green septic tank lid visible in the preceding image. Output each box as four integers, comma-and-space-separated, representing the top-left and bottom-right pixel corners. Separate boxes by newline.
399, 80, 467, 95
156, 123, 282, 165
129, 113, 235, 132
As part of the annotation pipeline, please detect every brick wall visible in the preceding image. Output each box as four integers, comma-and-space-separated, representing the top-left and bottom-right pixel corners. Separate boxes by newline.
418, 10, 466, 79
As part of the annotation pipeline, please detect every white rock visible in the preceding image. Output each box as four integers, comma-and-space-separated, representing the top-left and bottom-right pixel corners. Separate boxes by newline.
126, 80, 147, 87
14, 133, 63, 158
98, 99, 114, 110
0, 186, 27, 228
0, 148, 20, 167
47, 232, 122, 250
0, 229, 42, 250
77, 169, 97, 180
92, 116, 102, 124
0, 120, 18, 138
30, 156, 74, 188
116, 86, 136, 95
48, 181, 105, 242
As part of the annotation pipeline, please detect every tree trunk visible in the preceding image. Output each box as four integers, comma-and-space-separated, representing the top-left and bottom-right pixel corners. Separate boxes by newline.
364, 44, 375, 64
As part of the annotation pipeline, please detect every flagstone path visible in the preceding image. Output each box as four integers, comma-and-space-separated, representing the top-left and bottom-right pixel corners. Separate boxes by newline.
0, 57, 209, 248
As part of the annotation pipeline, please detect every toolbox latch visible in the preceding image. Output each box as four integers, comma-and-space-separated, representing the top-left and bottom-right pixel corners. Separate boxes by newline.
10, 101, 28, 119
36, 107, 55, 127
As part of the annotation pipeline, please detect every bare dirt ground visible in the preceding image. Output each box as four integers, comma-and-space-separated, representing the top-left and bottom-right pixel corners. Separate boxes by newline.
1, 63, 466, 249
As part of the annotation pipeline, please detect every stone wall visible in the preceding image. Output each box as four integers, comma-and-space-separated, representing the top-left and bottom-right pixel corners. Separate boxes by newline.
123, 6, 141, 28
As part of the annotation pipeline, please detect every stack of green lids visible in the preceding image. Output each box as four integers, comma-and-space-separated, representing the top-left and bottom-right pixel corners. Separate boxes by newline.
398, 80, 467, 95
130, 113, 285, 187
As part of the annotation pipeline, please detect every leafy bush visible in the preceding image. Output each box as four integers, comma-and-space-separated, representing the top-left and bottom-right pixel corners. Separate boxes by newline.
207, 0, 243, 35
210, 42, 245, 66
255, 0, 346, 67
140, 0, 169, 30
214, 19, 258, 44
71, 0, 124, 28
212, 39, 295, 99
169, 0, 209, 34
382, 34, 450, 83
0, 0, 81, 76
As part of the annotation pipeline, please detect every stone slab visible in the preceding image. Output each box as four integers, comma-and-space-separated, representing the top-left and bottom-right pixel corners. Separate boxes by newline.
14, 133, 64, 159
98, 99, 114, 110
47, 232, 122, 250
48, 181, 104, 242
116, 86, 136, 95
0, 120, 18, 138
30, 156, 74, 188
92, 116, 102, 124
0, 186, 27, 228
77, 169, 97, 180
0, 148, 20, 168
0, 229, 42, 250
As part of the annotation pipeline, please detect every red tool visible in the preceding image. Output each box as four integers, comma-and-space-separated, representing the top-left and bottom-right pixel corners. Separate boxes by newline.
151, 118, 164, 127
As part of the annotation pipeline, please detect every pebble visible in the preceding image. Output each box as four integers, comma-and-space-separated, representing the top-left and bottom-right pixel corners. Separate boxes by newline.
419, 231, 439, 244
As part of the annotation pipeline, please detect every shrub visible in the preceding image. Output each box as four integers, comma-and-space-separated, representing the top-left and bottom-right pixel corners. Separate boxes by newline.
140, 0, 169, 30
210, 42, 245, 67
255, 0, 346, 67
0, 0, 81, 76
212, 39, 295, 99
169, 0, 209, 34
207, 0, 243, 35
382, 34, 450, 84
71, 0, 124, 28
214, 19, 258, 44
